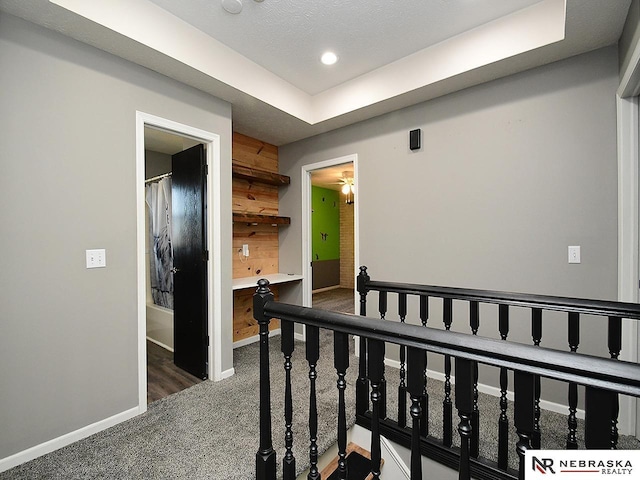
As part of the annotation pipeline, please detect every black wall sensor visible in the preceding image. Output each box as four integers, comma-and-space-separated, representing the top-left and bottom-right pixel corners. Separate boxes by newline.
409, 129, 421, 150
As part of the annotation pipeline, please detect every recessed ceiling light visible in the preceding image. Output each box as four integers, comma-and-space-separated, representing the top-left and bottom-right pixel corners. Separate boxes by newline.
321, 51, 338, 66
222, 0, 243, 14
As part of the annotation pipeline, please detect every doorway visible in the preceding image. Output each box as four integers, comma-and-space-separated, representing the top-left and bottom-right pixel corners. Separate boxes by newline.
302, 154, 359, 316
144, 129, 205, 402
136, 112, 223, 413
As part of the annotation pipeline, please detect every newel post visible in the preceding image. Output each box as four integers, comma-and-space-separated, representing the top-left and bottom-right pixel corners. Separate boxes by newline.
356, 266, 370, 415
254, 279, 276, 480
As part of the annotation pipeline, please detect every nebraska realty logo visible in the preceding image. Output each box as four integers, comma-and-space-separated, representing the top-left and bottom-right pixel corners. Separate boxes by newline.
525, 451, 637, 479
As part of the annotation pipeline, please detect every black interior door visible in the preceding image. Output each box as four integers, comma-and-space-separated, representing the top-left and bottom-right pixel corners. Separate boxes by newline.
172, 143, 208, 379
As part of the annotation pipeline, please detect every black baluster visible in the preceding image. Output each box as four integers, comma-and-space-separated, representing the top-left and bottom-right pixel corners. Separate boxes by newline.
281, 320, 296, 480
456, 358, 475, 480
497, 304, 509, 470
443, 298, 453, 447
378, 291, 387, 319
420, 295, 429, 437
585, 387, 616, 449
307, 325, 320, 480
568, 312, 579, 353
377, 291, 388, 420
514, 371, 536, 480
499, 304, 509, 340
420, 295, 429, 325
531, 308, 542, 346
408, 347, 427, 480
608, 316, 622, 359
609, 316, 622, 449
254, 280, 276, 480
356, 267, 370, 415
357, 266, 369, 317
567, 312, 579, 450
368, 338, 385, 480
469, 301, 480, 459
398, 293, 407, 428
334, 331, 349, 479
531, 308, 542, 449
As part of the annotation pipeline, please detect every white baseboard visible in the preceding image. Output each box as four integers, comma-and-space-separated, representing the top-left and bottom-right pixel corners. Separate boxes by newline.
233, 328, 281, 349
383, 357, 585, 420
216, 367, 235, 381
146, 336, 173, 352
0, 406, 140, 473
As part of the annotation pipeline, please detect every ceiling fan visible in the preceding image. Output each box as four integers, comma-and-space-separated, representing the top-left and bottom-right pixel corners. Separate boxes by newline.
335, 171, 355, 205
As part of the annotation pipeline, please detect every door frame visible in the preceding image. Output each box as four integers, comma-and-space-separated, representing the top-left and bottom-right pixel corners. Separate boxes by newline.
617, 34, 640, 437
135, 111, 223, 412
301, 154, 360, 321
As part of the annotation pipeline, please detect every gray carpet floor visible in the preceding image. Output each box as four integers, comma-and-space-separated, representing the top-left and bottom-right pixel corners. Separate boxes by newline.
1, 329, 357, 480
2, 295, 638, 479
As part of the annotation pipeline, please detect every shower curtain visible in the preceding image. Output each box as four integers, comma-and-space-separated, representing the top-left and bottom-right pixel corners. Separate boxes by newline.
146, 177, 174, 309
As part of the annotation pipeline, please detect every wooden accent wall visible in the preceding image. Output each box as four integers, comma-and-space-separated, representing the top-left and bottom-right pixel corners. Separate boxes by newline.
232, 132, 281, 342
233, 285, 279, 341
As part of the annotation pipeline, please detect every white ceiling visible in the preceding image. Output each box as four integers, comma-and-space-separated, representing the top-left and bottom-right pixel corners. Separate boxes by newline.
0, 0, 632, 145
145, 127, 201, 155
311, 164, 354, 191
146, 0, 541, 95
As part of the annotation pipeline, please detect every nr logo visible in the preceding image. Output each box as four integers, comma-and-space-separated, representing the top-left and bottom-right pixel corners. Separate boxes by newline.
532, 457, 556, 474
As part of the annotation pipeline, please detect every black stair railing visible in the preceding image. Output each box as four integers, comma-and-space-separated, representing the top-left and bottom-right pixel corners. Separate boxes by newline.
356, 266, 640, 478
255, 269, 640, 480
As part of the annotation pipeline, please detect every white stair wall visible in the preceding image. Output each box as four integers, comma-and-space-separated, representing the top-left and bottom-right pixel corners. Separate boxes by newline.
297, 424, 411, 479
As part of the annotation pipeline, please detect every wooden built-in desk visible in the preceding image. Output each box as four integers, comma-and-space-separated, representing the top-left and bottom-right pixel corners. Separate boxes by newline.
232, 273, 303, 347
232, 273, 303, 291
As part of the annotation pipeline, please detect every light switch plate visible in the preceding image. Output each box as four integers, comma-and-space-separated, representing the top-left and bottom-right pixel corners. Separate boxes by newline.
568, 246, 580, 264
86, 249, 106, 268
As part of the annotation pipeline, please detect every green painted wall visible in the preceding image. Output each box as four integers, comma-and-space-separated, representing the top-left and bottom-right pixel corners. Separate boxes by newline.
312, 186, 340, 261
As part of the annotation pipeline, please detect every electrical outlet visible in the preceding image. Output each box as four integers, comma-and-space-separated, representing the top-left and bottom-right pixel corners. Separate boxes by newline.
568, 246, 580, 264
242, 244, 249, 257
86, 249, 106, 268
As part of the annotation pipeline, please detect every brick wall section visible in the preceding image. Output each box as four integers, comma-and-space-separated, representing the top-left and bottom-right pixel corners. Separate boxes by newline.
339, 200, 355, 288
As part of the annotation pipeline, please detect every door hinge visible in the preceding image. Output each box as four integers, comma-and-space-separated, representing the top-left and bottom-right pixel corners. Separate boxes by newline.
207, 336, 210, 347
202, 163, 208, 176
203, 249, 209, 261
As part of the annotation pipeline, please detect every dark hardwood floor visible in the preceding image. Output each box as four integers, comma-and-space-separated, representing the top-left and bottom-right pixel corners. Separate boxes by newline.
147, 341, 202, 404
146, 288, 353, 404
312, 288, 355, 314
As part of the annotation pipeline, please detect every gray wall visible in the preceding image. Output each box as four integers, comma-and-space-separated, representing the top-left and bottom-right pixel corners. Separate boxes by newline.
279, 47, 619, 404
0, 14, 233, 459
145, 150, 172, 179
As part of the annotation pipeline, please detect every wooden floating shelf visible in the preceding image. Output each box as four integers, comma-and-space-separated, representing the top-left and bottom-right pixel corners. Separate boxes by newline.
232, 212, 291, 225
232, 163, 290, 186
